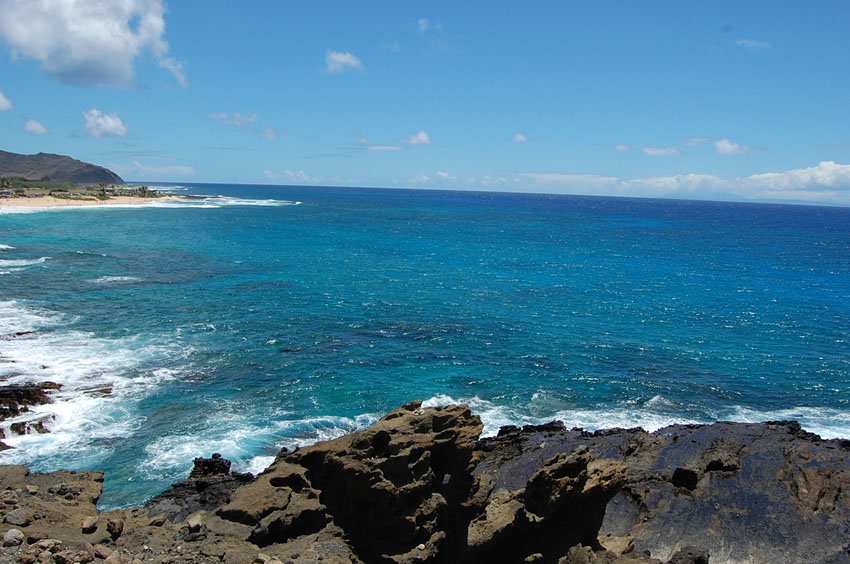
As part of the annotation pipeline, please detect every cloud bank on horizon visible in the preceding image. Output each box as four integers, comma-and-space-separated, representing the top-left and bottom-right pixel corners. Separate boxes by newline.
0, 1, 848, 205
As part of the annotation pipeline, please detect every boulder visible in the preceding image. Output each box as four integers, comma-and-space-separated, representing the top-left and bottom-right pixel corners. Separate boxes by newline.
2, 527, 24, 546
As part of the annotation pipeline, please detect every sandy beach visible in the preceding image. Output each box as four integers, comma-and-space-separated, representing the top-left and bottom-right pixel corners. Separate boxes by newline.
0, 195, 184, 208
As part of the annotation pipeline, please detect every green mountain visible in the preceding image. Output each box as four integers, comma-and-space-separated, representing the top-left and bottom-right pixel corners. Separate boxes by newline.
0, 150, 123, 184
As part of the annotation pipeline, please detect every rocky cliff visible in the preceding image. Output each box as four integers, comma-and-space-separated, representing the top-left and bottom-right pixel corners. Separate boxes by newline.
1, 401, 848, 564
0, 150, 123, 184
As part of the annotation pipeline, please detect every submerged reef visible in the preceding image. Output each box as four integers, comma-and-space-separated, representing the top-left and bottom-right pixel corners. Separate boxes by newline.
1, 401, 849, 563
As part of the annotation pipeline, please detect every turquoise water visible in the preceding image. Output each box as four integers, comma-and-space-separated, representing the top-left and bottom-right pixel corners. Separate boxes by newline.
1, 184, 849, 508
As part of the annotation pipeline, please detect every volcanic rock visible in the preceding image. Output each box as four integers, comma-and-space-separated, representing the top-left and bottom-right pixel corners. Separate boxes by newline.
1, 403, 849, 564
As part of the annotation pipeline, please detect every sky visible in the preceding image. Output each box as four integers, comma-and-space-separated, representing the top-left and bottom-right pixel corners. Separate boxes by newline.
1, 1, 850, 205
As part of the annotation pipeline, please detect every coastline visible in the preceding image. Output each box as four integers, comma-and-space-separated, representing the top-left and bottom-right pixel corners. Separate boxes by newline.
1, 401, 848, 563
0, 195, 184, 209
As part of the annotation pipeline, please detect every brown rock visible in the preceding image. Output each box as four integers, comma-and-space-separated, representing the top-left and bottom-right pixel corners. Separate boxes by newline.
466, 489, 528, 550
4, 506, 32, 526
81, 515, 98, 533
104, 551, 132, 564
106, 518, 124, 540
34, 538, 63, 552
93, 543, 113, 559
2, 488, 19, 505
26, 531, 48, 544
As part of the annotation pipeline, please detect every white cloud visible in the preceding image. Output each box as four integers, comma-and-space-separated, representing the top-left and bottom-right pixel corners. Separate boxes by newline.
158, 57, 187, 87
744, 161, 850, 191
261, 127, 278, 140
615, 144, 629, 153
514, 133, 528, 143
685, 137, 710, 147
737, 38, 771, 52
407, 130, 431, 145
382, 41, 402, 53
368, 145, 401, 152
24, 119, 48, 135
83, 109, 127, 138
642, 146, 681, 157
522, 173, 620, 191
209, 112, 257, 128
325, 50, 363, 74
417, 18, 442, 35
516, 161, 850, 204
715, 138, 752, 155
0, 89, 10, 111
479, 176, 510, 188
437, 170, 456, 182
0, 0, 186, 87
410, 174, 431, 185
264, 170, 317, 184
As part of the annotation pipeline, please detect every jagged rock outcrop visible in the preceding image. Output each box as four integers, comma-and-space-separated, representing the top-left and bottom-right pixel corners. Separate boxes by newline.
0, 382, 61, 448
147, 453, 254, 523
1, 402, 849, 563
0, 150, 123, 184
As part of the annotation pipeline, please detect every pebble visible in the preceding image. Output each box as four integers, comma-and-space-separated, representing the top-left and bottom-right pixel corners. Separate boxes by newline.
25, 485, 39, 495
2, 527, 24, 546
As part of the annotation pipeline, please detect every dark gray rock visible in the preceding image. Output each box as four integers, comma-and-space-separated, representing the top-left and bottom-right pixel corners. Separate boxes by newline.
146, 453, 254, 522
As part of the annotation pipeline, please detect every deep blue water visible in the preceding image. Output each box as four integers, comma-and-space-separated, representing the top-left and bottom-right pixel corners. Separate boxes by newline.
1, 184, 849, 508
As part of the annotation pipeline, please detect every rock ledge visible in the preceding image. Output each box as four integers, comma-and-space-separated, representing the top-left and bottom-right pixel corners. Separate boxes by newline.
1, 402, 848, 564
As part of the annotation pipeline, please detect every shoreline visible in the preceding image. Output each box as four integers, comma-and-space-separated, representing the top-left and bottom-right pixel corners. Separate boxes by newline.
0, 195, 184, 209
0, 401, 848, 563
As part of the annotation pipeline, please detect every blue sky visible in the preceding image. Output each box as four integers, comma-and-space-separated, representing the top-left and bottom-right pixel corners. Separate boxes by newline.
1, 1, 849, 204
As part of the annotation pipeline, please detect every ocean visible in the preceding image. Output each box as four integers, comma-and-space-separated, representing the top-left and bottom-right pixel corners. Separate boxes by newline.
1, 184, 849, 508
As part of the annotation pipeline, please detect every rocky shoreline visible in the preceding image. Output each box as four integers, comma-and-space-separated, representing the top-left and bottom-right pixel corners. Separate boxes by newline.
1, 401, 849, 563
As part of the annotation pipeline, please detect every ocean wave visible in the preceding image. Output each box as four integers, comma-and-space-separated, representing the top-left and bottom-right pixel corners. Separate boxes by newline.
130, 185, 189, 192
140, 409, 378, 480
89, 276, 142, 285
176, 195, 302, 208
421, 394, 850, 439
0, 203, 166, 215
0, 244, 14, 250
0, 300, 191, 468
1, 196, 300, 214
0, 256, 51, 268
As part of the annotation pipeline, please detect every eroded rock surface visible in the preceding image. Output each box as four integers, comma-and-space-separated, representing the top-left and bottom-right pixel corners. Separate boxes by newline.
1, 402, 848, 563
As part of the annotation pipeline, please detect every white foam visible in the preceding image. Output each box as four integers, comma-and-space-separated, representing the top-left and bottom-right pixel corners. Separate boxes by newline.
89, 276, 142, 285
718, 405, 850, 439
140, 410, 378, 480
0, 203, 164, 215
0, 244, 14, 250
0, 300, 191, 467
2, 196, 301, 214
140, 412, 281, 479
130, 185, 189, 192
0, 256, 50, 268
176, 195, 302, 208
421, 394, 850, 439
